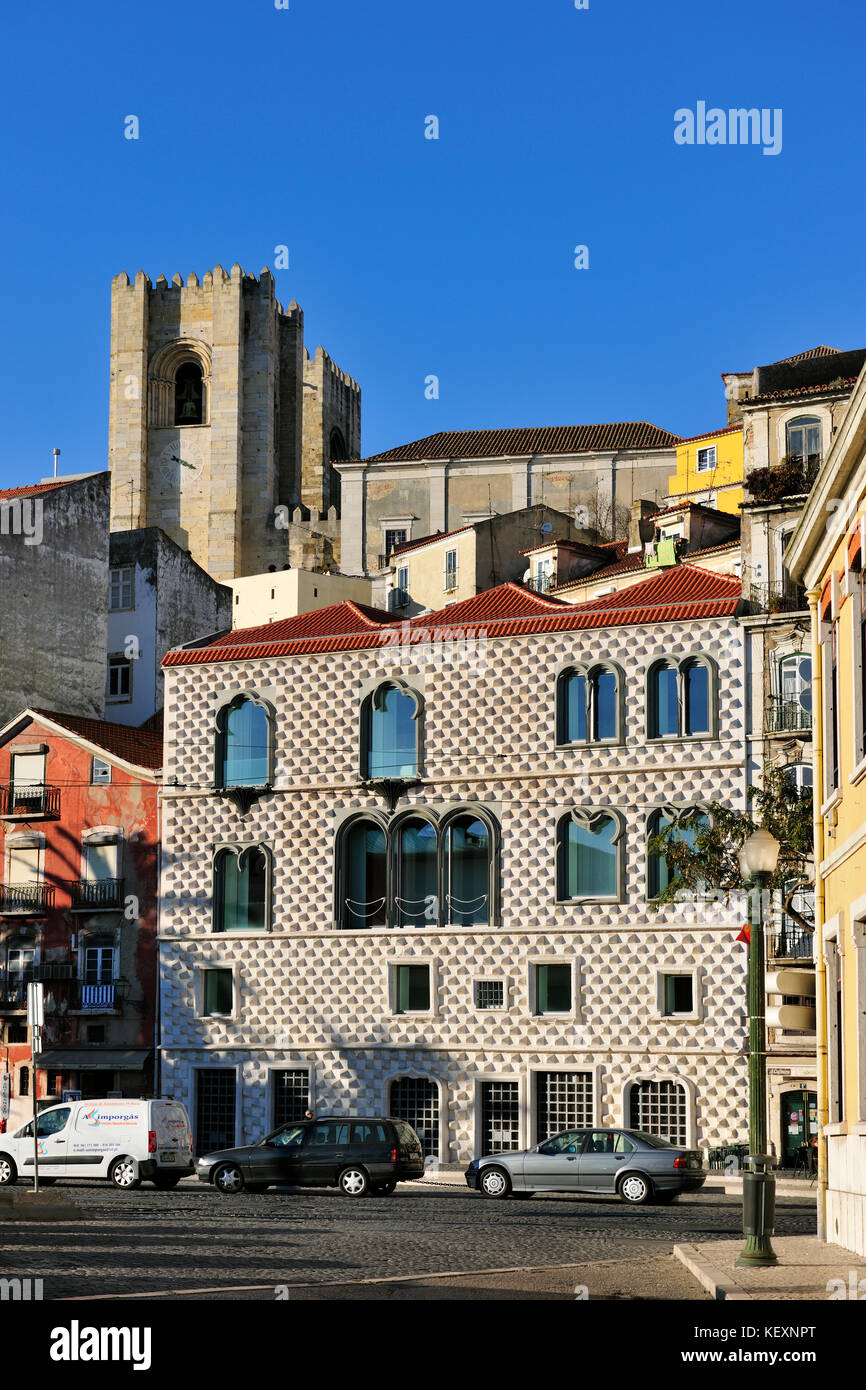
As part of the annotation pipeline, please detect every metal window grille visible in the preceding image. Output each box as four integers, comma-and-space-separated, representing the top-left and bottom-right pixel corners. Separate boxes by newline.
389, 1076, 439, 1159
628, 1079, 687, 1147
536, 1071, 593, 1140
273, 1069, 309, 1128
474, 979, 504, 1010
481, 1080, 520, 1153
195, 1069, 236, 1155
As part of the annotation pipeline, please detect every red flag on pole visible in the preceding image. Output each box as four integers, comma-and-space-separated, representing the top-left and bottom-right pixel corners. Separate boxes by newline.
736, 923, 751, 945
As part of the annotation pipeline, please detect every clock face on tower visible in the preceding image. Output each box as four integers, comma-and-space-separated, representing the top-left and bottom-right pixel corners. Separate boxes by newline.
158, 438, 205, 486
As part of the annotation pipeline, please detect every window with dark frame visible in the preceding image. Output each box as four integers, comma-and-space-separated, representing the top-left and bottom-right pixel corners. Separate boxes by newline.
474, 979, 505, 1010
394, 963, 431, 1013
662, 974, 694, 1016
535, 963, 572, 1014
203, 969, 233, 1017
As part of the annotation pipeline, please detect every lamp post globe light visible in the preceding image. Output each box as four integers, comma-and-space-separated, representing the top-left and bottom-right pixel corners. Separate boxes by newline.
736, 826, 781, 1269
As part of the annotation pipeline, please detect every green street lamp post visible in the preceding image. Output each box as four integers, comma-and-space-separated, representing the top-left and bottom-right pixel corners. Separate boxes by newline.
736, 826, 781, 1268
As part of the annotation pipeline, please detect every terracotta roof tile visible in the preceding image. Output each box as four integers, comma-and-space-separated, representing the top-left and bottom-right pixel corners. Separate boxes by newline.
164, 570, 742, 667
362, 423, 681, 463
743, 376, 859, 406
203, 600, 398, 651
390, 526, 473, 558
0, 479, 77, 502
676, 425, 743, 445
29, 710, 163, 770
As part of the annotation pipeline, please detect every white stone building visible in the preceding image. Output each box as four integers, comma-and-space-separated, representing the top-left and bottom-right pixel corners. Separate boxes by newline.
158, 567, 751, 1164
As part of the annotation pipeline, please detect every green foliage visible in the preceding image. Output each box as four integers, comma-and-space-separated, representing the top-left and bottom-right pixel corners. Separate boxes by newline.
647, 765, 813, 920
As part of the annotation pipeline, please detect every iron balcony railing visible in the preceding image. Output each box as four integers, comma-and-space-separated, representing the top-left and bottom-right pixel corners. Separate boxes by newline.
765, 696, 812, 733
64, 879, 123, 910
767, 929, 814, 962
749, 581, 808, 614
0, 983, 31, 1007
0, 883, 55, 914
0, 784, 61, 819
75, 981, 120, 1011
32, 963, 75, 982
527, 573, 556, 594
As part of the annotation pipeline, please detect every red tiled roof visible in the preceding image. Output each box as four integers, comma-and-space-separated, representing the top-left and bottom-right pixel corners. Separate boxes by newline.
743, 376, 859, 407
164, 570, 742, 667
0, 479, 76, 502
554, 541, 741, 592
362, 423, 682, 463
391, 526, 473, 558
203, 600, 398, 651
676, 425, 743, 445
29, 710, 163, 770
767, 346, 840, 366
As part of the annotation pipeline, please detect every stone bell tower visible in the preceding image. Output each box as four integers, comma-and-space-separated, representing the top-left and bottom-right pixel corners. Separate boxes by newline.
108, 263, 360, 582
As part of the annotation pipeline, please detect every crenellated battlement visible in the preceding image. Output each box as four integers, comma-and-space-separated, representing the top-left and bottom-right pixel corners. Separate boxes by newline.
111, 264, 308, 316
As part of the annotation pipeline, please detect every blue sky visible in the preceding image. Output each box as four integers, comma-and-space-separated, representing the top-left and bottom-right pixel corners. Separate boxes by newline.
1, 0, 864, 487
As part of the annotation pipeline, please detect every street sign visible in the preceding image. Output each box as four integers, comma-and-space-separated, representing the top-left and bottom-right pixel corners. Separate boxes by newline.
0, 1073, 10, 1119
26, 982, 44, 1028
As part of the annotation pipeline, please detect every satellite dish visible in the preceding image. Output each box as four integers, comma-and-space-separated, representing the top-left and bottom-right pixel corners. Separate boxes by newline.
540, 522, 553, 534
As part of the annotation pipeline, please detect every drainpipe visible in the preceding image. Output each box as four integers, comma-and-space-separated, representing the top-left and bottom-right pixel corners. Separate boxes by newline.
806, 585, 828, 1241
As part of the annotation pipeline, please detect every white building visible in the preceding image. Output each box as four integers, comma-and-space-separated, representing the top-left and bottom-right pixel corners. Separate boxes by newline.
158, 569, 750, 1164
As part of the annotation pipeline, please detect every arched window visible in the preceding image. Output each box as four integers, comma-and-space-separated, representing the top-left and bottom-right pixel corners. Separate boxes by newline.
396, 817, 438, 926
557, 812, 623, 902
174, 361, 204, 425
443, 813, 490, 925
773, 653, 812, 733
213, 846, 270, 931
343, 819, 387, 930
18, 1065, 29, 1098
647, 808, 709, 899
336, 806, 498, 929
628, 1079, 687, 1147
216, 696, 271, 788
363, 683, 420, 779
648, 662, 679, 738
647, 656, 716, 740
683, 659, 710, 736
557, 664, 622, 745
785, 416, 821, 469
329, 429, 347, 463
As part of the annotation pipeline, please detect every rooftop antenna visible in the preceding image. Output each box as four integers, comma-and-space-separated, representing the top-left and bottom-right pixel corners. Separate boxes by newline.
52, 448, 61, 478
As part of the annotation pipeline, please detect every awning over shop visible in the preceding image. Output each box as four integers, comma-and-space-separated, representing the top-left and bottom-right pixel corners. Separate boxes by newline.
33, 1049, 152, 1072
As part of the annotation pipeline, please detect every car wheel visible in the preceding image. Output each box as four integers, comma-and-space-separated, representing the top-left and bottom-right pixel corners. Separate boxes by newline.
152, 1174, 182, 1189
109, 1156, 141, 1190
479, 1165, 511, 1199
619, 1172, 652, 1205
213, 1163, 245, 1195
372, 1180, 397, 1195
338, 1166, 369, 1197
0, 1155, 17, 1186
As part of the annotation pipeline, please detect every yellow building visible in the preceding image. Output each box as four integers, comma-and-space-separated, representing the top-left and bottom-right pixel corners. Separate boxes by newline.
786, 366, 866, 1256
666, 425, 744, 515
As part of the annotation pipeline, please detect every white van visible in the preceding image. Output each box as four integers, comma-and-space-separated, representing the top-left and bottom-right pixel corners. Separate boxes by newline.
0, 1098, 194, 1190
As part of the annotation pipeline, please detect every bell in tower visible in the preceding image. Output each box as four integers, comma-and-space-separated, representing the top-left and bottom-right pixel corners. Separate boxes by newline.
174, 361, 204, 425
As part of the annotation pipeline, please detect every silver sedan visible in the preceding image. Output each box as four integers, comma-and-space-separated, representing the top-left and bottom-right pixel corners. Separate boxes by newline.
465, 1127, 706, 1205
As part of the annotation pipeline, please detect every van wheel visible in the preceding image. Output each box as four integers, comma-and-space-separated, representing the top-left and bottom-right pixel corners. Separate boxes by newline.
0, 1155, 17, 1186
109, 1156, 141, 1190
213, 1163, 245, 1195
479, 1166, 511, 1198
152, 1174, 181, 1189
338, 1166, 369, 1197
619, 1172, 652, 1205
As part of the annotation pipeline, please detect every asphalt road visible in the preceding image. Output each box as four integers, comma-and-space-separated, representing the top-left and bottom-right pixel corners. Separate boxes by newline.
0, 1178, 818, 1301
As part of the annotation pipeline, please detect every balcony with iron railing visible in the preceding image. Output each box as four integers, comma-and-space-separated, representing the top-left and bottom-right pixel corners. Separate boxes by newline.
0, 784, 61, 819
0, 883, 55, 915
72, 979, 123, 1012
63, 879, 124, 911
765, 695, 812, 735
749, 580, 808, 615
766, 928, 814, 962
526, 573, 556, 594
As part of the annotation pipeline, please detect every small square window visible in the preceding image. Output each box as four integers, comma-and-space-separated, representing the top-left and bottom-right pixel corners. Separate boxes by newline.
474, 980, 505, 1010
662, 974, 694, 1016
203, 969, 234, 1017
696, 446, 717, 472
106, 656, 132, 702
394, 964, 430, 1013
6, 1022, 27, 1044
535, 964, 572, 1015
91, 758, 112, 785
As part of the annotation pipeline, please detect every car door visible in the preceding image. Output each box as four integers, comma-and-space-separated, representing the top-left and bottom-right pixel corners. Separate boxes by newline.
297, 1121, 351, 1185
18, 1106, 72, 1178
246, 1124, 307, 1184
522, 1131, 588, 1191
577, 1130, 634, 1193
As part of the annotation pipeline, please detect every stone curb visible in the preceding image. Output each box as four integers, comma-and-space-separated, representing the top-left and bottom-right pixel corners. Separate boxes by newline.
673, 1242, 755, 1300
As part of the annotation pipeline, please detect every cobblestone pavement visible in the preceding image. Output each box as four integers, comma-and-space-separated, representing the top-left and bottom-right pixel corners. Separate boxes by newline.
0, 1181, 818, 1300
